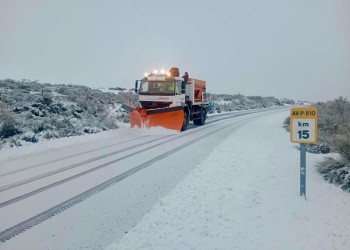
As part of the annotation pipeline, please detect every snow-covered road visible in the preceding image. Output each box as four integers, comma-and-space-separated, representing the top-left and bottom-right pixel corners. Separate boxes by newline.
0, 108, 286, 249
2, 108, 349, 250
107, 110, 350, 250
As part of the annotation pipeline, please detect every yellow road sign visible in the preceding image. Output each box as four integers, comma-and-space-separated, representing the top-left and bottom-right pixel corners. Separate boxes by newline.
290, 107, 318, 144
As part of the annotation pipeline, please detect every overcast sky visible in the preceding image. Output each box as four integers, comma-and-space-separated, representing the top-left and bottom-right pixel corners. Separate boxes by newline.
0, 0, 349, 102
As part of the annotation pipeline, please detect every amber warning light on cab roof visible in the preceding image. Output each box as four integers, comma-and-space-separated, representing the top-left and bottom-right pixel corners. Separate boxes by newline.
144, 69, 171, 77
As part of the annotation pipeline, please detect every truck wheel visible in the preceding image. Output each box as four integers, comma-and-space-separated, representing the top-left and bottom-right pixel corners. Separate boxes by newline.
194, 109, 206, 126
181, 112, 189, 131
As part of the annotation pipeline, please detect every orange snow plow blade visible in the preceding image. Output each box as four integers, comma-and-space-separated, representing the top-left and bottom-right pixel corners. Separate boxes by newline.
122, 105, 184, 131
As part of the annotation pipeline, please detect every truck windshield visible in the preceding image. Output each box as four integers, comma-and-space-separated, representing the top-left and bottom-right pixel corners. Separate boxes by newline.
139, 81, 177, 95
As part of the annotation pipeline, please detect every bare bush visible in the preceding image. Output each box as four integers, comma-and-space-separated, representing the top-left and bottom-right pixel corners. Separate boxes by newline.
283, 117, 290, 131
334, 133, 350, 162
317, 157, 350, 192
315, 97, 350, 191
117, 91, 138, 105
0, 104, 20, 138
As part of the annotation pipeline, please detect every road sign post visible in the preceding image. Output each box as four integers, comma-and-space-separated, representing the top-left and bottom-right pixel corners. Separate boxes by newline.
300, 144, 306, 197
290, 107, 318, 199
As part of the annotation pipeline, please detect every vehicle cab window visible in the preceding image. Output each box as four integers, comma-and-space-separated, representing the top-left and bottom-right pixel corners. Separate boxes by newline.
176, 81, 182, 95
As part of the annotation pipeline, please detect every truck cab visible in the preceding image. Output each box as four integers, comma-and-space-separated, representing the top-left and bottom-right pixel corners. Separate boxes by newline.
135, 76, 185, 109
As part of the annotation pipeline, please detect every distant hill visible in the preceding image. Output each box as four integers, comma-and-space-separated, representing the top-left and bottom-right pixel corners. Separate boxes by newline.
209, 93, 294, 112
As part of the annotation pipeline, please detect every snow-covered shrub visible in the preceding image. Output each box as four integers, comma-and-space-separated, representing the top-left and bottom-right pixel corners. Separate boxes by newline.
316, 98, 350, 156
116, 107, 130, 123
33, 121, 54, 133
116, 91, 138, 105
102, 115, 119, 129
283, 117, 290, 131
41, 96, 53, 106
214, 94, 283, 112
83, 127, 101, 134
305, 143, 330, 154
49, 118, 83, 137
42, 130, 59, 139
56, 85, 70, 95
0, 105, 21, 138
318, 97, 350, 134
21, 131, 39, 143
317, 157, 350, 192
280, 98, 295, 105
9, 139, 22, 148
333, 133, 350, 162
311, 97, 350, 191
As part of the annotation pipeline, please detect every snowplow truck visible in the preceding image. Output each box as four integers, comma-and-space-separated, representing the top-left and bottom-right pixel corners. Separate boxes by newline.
122, 68, 209, 132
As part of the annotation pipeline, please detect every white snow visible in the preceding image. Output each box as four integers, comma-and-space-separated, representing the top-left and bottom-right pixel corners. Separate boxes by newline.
107, 111, 350, 250
0, 127, 131, 164
128, 126, 180, 135
1, 110, 349, 250
95, 87, 124, 95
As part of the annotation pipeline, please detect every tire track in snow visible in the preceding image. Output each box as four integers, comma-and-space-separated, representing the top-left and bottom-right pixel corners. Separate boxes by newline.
0, 136, 170, 192
0, 107, 274, 193
0, 136, 150, 178
0, 120, 222, 207
0, 106, 283, 178
0, 115, 252, 243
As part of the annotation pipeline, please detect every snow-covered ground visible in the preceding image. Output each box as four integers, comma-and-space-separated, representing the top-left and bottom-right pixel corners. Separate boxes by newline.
0, 125, 130, 163
1, 109, 349, 250
1, 110, 271, 249
107, 111, 350, 250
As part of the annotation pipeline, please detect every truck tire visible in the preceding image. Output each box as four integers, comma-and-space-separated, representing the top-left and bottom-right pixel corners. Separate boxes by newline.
193, 109, 206, 126
181, 111, 189, 131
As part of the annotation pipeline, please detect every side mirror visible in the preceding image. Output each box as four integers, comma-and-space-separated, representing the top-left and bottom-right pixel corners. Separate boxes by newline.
135, 80, 140, 93
181, 81, 186, 89
181, 81, 186, 94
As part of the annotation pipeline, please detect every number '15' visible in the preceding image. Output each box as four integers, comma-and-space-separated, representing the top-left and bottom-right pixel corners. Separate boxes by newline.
297, 130, 309, 139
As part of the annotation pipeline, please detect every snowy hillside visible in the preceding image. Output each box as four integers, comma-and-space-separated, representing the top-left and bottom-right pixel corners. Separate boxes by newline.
209, 93, 295, 113
0, 79, 133, 149
0, 79, 294, 150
